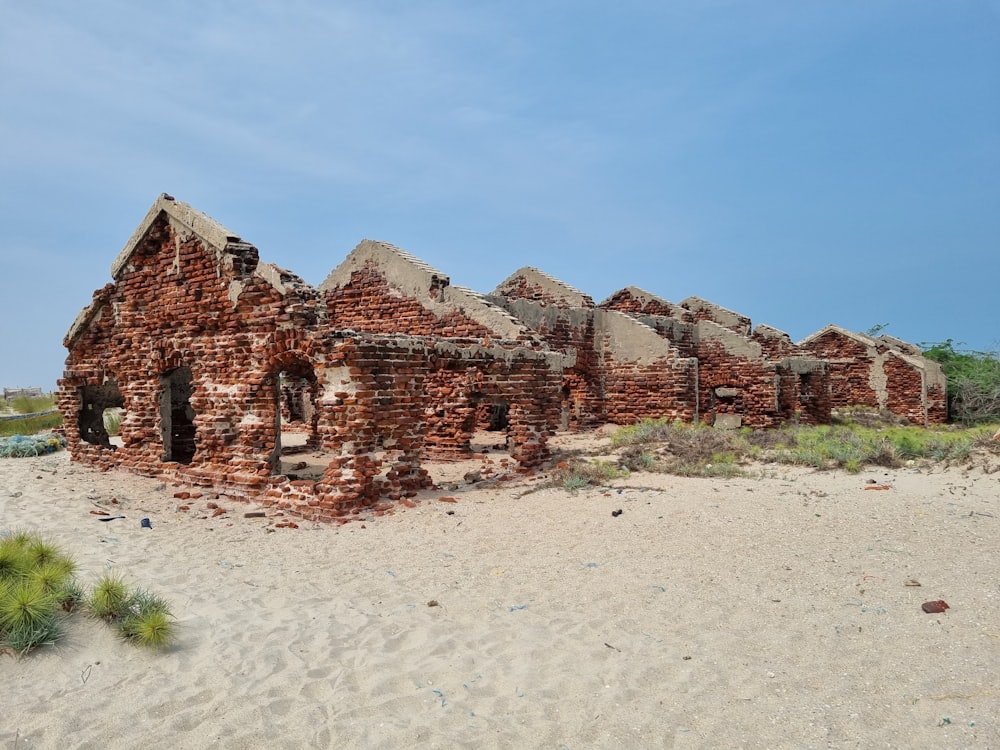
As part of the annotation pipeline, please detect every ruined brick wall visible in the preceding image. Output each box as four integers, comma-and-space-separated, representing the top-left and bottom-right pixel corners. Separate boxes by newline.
323, 262, 498, 339
493, 275, 595, 309
487, 298, 605, 428
883, 354, 928, 425
600, 353, 698, 424
926, 383, 947, 425
799, 330, 946, 425
774, 363, 832, 425
58, 218, 322, 490
751, 327, 807, 361
799, 331, 879, 408
600, 289, 691, 321
694, 340, 783, 428
681, 299, 752, 336
264, 335, 560, 522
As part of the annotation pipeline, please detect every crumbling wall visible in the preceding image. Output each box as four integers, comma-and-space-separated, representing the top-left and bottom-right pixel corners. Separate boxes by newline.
680, 297, 752, 336
322, 261, 499, 339
798, 327, 946, 425
883, 353, 929, 425
601, 354, 698, 424
493, 268, 595, 309
265, 335, 559, 521
798, 329, 879, 409
486, 297, 605, 427
599, 287, 691, 321
58, 216, 322, 491
694, 338, 782, 429
774, 359, 832, 425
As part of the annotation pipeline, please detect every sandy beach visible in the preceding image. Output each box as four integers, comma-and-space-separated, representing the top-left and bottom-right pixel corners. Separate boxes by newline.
2, 434, 999, 749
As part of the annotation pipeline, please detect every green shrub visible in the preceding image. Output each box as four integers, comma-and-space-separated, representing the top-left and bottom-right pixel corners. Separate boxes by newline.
88, 573, 131, 621
0, 532, 175, 655
117, 590, 174, 648
922, 340, 1000, 424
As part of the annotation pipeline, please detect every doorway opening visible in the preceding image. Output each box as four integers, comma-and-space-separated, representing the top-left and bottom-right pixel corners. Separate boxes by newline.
160, 366, 196, 463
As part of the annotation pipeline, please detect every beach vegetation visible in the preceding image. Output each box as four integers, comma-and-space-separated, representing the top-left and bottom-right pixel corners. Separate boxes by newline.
602, 417, 999, 479
8, 394, 56, 415
0, 394, 63, 438
87, 573, 131, 620
117, 589, 174, 648
0, 414, 64, 438
0, 531, 174, 655
103, 407, 124, 436
921, 340, 1000, 424
552, 459, 628, 491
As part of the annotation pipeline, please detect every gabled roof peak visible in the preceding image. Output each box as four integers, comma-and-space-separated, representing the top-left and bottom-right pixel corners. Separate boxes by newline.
111, 193, 244, 280
493, 266, 595, 308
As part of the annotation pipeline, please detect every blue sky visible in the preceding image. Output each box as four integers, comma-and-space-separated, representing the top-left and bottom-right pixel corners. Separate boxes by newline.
2, 1, 997, 390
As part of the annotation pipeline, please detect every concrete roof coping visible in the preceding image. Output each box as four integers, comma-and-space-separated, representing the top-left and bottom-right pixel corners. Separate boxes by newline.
111, 193, 242, 280
878, 334, 923, 356
493, 266, 595, 308
594, 308, 684, 365
253, 262, 317, 297
694, 319, 764, 359
798, 326, 936, 371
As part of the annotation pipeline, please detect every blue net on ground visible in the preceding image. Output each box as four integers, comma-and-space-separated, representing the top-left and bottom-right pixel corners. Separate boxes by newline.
0, 433, 67, 458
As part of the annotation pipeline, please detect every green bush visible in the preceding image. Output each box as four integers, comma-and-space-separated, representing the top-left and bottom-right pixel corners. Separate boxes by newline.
0, 531, 174, 655
922, 340, 1000, 424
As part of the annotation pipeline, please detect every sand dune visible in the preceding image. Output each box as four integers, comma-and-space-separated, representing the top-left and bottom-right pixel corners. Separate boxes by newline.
2, 440, 998, 749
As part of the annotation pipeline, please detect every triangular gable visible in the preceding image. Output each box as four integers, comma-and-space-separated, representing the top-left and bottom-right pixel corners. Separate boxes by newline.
492, 267, 595, 309
111, 194, 243, 280
320, 239, 532, 340
599, 286, 689, 319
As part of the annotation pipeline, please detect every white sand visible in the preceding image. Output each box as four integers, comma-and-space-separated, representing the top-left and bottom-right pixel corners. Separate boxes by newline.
2, 437, 999, 749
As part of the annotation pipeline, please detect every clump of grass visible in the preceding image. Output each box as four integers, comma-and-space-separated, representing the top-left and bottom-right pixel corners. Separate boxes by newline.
0, 531, 175, 655
551, 459, 629, 492
117, 589, 174, 649
612, 419, 752, 477
0, 531, 68, 654
88, 573, 131, 620
87, 575, 175, 649
9, 395, 56, 415
0, 394, 62, 439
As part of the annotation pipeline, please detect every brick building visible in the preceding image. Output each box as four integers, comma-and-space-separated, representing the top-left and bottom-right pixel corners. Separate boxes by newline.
798, 325, 947, 426
59, 195, 559, 521
60, 195, 947, 519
